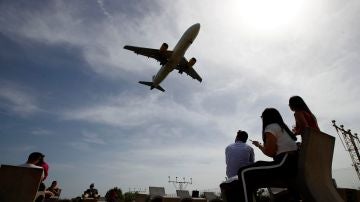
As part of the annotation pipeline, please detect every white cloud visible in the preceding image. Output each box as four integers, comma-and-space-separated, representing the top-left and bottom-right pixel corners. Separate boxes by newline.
2, 0, 360, 196
82, 131, 106, 145
31, 129, 53, 136
0, 80, 40, 116
62, 92, 210, 128
96, 0, 114, 22
66, 131, 107, 151
66, 142, 92, 152
5, 145, 37, 154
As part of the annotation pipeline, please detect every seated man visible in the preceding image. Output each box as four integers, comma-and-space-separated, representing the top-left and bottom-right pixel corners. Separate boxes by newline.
45, 181, 61, 198
221, 108, 298, 202
225, 130, 255, 179
83, 183, 99, 198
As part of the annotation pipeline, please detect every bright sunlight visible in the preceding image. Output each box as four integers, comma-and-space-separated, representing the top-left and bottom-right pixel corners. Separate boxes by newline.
237, 0, 305, 33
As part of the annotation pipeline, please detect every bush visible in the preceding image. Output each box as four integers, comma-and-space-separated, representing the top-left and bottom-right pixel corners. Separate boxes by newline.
124, 192, 140, 202
105, 187, 124, 202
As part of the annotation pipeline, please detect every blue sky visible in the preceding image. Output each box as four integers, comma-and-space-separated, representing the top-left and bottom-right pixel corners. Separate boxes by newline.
1, 0, 360, 198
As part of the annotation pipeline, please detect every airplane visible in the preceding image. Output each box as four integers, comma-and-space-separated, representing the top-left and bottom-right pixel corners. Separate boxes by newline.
124, 23, 202, 92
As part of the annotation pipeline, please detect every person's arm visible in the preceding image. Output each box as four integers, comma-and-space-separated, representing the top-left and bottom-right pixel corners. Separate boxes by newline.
249, 147, 255, 163
252, 133, 278, 157
225, 146, 230, 165
294, 111, 309, 134
225, 146, 230, 177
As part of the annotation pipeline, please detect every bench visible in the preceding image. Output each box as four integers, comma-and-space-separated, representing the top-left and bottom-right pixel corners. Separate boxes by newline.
0, 164, 43, 202
221, 128, 344, 202
265, 128, 344, 202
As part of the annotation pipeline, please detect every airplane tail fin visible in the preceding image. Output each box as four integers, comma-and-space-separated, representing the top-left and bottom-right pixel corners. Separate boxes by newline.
139, 81, 165, 92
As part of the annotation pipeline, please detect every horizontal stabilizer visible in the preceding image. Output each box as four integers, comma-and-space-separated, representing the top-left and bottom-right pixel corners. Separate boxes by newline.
139, 81, 165, 92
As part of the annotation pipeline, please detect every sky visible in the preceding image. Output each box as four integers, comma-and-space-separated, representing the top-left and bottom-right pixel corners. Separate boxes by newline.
1, 0, 360, 198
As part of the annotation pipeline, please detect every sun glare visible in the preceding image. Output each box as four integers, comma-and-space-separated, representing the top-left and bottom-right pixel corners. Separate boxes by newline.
237, 0, 304, 33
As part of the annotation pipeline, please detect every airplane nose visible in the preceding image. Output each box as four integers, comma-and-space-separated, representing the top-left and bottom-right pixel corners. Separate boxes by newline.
193, 23, 200, 30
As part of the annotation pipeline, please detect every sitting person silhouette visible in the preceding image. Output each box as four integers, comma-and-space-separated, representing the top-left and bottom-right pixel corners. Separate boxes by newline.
83, 183, 99, 198
46, 181, 61, 198
220, 108, 298, 202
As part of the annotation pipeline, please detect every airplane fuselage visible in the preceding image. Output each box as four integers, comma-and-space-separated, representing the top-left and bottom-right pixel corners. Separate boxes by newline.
152, 23, 200, 87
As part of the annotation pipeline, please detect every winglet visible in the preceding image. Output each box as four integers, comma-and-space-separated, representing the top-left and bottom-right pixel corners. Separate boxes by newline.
139, 81, 165, 92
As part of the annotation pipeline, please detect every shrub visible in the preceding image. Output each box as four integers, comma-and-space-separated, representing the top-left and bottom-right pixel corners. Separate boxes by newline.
105, 187, 124, 202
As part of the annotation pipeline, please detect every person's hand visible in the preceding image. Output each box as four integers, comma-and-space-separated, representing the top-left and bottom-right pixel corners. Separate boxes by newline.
292, 125, 302, 135
252, 141, 262, 148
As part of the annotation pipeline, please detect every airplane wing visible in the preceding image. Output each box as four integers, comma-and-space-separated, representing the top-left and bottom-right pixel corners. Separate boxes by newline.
177, 57, 202, 82
124, 45, 172, 65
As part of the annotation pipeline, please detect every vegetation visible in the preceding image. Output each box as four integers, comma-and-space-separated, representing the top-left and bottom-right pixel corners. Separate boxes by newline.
105, 187, 124, 202
124, 191, 139, 202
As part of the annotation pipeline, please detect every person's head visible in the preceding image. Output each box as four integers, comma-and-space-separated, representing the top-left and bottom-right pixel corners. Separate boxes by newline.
235, 130, 248, 143
261, 108, 296, 141
90, 183, 94, 188
51, 181, 58, 187
27, 152, 43, 164
289, 96, 311, 112
36, 153, 45, 166
261, 108, 284, 128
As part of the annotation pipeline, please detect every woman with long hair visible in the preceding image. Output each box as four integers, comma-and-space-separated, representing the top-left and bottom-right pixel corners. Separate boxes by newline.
289, 96, 320, 135
221, 108, 298, 202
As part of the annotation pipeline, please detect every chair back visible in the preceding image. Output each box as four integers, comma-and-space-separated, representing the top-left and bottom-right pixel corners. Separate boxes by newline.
0, 164, 43, 202
296, 128, 344, 202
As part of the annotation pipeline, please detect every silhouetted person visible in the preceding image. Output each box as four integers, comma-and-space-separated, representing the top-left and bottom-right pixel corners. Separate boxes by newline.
83, 183, 99, 198
289, 95, 320, 136
19, 152, 44, 180
36, 153, 49, 181
225, 130, 254, 178
46, 180, 61, 198
221, 108, 298, 202
19, 152, 46, 202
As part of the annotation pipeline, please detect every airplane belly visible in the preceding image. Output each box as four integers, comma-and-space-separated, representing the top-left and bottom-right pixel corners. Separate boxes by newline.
153, 65, 173, 86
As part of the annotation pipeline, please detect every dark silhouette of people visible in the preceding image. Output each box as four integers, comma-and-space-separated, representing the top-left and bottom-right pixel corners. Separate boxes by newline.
220, 108, 298, 202
225, 130, 254, 178
19, 152, 44, 180
46, 180, 61, 198
289, 95, 320, 135
36, 153, 49, 181
83, 183, 99, 198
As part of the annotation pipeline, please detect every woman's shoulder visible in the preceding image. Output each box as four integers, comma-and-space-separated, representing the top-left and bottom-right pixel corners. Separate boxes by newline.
265, 123, 281, 131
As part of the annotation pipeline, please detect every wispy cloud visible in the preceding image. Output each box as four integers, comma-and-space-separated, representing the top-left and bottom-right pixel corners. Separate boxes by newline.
66, 131, 106, 151
5, 145, 37, 153
82, 131, 106, 145
62, 92, 210, 128
96, 0, 114, 22
66, 142, 92, 152
0, 80, 40, 116
31, 128, 53, 136
1, 0, 360, 197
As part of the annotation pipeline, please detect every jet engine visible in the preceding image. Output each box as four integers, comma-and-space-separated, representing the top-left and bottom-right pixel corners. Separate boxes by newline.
178, 58, 197, 74
188, 58, 197, 67
159, 43, 168, 53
